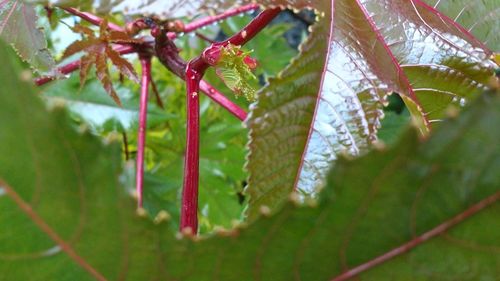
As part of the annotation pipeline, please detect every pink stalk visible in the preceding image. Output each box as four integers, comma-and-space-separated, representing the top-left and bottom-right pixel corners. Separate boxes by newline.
179, 8, 282, 234
200, 8, 281, 66
224, 7, 281, 46
35, 60, 81, 85
136, 55, 152, 209
183, 4, 260, 33
180, 57, 209, 233
200, 80, 247, 121
63, 7, 124, 32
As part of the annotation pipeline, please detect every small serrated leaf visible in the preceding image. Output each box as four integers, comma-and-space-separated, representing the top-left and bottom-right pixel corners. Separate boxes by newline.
95, 52, 122, 106
79, 53, 95, 88
61, 38, 100, 59
105, 45, 139, 83
59, 19, 141, 105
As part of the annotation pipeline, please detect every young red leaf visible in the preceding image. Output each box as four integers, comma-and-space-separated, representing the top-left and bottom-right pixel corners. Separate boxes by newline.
60, 19, 142, 105
95, 53, 122, 106
105, 46, 140, 83
79, 53, 96, 88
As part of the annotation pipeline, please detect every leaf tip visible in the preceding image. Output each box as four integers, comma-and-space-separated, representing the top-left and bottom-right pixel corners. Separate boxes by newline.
214, 226, 240, 237
103, 132, 122, 145
444, 105, 460, 119
288, 192, 301, 206
136, 207, 147, 217
372, 140, 387, 152
153, 210, 171, 224
259, 205, 272, 217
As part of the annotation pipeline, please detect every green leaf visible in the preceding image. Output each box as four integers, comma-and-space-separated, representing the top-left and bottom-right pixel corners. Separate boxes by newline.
245, 0, 496, 220
0, 0, 56, 74
1, 39, 499, 279
0, 42, 165, 281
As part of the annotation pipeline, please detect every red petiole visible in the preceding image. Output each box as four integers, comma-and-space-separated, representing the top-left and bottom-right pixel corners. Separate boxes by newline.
136, 54, 152, 210
63, 7, 124, 32
176, 7, 282, 233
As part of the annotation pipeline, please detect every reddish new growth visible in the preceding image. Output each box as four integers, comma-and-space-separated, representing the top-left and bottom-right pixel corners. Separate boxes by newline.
35, 5, 282, 234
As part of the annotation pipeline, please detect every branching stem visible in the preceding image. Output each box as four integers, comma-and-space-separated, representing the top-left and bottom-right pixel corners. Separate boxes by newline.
182, 4, 260, 34
62, 7, 124, 32
180, 57, 208, 233
178, 8, 281, 234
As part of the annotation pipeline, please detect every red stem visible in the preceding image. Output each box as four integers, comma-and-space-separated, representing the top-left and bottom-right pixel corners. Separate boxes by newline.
200, 8, 282, 66
200, 80, 247, 121
225, 7, 281, 46
179, 8, 281, 234
331, 191, 500, 281
63, 7, 124, 32
153, 32, 248, 121
136, 55, 152, 209
195, 32, 216, 44
182, 4, 260, 33
180, 57, 209, 233
150, 78, 165, 109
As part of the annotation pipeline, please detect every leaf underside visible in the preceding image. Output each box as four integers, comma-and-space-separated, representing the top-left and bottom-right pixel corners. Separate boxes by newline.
1, 41, 499, 280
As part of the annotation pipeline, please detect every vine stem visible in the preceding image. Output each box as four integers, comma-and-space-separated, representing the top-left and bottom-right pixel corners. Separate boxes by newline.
63, 7, 124, 32
182, 4, 259, 33
136, 55, 152, 209
180, 57, 208, 233
179, 7, 282, 234
199, 80, 247, 121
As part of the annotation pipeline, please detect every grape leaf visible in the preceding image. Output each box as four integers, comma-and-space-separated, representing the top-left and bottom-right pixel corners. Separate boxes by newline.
0, 0, 56, 74
1, 40, 499, 279
0, 43, 164, 281
244, 0, 497, 220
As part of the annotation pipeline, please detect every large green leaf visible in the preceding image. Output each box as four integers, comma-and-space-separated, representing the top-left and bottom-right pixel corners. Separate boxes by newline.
424, 0, 500, 51
1, 38, 499, 279
0, 0, 56, 74
0, 43, 168, 281
245, 0, 497, 220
